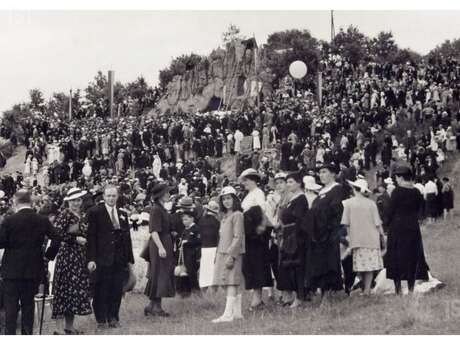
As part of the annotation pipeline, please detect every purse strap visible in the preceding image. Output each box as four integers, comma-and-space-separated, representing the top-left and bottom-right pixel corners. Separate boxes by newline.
178, 241, 184, 266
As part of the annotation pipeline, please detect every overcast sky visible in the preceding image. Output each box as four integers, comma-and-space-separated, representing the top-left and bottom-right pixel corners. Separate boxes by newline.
1, 10, 460, 112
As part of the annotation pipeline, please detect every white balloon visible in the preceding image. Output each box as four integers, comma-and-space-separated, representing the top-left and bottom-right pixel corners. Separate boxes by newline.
289, 60, 308, 79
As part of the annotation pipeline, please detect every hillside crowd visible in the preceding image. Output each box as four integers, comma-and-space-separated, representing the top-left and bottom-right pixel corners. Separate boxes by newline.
0, 54, 458, 334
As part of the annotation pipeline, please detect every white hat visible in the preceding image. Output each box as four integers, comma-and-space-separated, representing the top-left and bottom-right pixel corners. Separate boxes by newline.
348, 179, 371, 194
384, 177, 394, 185
239, 168, 260, 180
64, 187, 87, 202
220, 186, 237, 197
303, 176, 322, 191
274, 172, 287, 180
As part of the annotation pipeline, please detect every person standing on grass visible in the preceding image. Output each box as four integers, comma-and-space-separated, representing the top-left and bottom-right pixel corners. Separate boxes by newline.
441, 177, 454, 221
212, 186, 245, 323
198, 200, 220, 291
142, 183, 175, 317
240, 168, 273, 311
306, 162, 345, 297
341, 179, 385, 296
49, 187, 92, 335
0, 189, 61, 335
86, 185, 135, 329
277, 172, 309, 308
385, 165, 429, 295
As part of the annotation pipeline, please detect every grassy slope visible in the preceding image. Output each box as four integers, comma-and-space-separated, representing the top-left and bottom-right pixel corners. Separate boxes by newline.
36, 154, 460, 335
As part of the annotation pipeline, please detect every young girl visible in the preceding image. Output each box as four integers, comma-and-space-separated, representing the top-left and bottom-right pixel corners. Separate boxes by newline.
212, 186, 245, 323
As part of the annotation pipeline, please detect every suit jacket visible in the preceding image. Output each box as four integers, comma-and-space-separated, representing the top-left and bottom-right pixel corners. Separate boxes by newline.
87, 203, 134, 267
0, 208, 59, 280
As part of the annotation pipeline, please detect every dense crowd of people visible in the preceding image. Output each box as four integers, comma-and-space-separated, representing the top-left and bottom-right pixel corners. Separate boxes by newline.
0, 54, 458, 334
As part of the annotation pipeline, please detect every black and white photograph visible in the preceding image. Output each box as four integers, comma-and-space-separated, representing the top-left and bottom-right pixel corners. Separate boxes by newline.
0, 0, 460, 337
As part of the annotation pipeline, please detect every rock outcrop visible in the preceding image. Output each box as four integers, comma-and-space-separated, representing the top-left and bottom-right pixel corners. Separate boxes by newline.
156, 38, 273, 114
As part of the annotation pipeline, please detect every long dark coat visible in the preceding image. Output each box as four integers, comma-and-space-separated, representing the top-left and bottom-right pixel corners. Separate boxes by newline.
143, 203, 176, 299
385, 186, 429, 281
305, 184, 345, 292
242, 206, 273, 290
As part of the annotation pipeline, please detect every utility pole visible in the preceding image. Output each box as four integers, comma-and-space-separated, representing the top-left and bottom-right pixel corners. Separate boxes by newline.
331, 10, 335, 44
68, 89, 72, 120
108, 70, 115, 118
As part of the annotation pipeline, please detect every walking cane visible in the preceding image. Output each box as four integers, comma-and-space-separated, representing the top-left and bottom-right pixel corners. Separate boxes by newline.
38, 266, 48, 334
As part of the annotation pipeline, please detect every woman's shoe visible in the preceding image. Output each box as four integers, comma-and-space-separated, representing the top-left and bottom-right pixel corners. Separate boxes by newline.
154, 309, 170, 317
248, 301, 265, 312
144, 305, 154, 316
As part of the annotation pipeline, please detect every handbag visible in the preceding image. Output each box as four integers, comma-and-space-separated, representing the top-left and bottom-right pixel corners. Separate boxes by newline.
174, 242, 188, 277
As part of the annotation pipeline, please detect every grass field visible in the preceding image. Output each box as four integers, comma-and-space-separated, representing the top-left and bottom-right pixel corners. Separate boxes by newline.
36, 156, 460, 335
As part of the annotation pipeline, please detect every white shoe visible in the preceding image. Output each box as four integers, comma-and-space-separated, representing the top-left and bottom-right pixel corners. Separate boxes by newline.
212, 296, 235, 323
233, 294, 243, 320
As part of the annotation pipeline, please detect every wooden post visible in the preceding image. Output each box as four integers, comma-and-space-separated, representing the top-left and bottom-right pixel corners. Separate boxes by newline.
108, 70, 115, 118
68, 89, 72, 120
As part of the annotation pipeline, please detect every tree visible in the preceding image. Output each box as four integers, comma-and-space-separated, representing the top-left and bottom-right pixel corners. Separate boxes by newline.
392, 48, 422, 65
85, 71, 108, 105
370, 31, 399, 64
222, 24, 245, 45
332, 26, 370, 65
46, 92, 69, 118
427, 38, 460, 61
263, 29, 320, 89
29, 89, 45, 113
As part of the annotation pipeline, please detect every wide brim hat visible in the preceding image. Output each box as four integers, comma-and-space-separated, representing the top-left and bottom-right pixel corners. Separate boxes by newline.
151, 183, 172, 201
177, 196, 194, 210
219, 186, 237, 198
204, 200, 220, 214
303, 176, 322, 191
348, 179, 371, 194
274, 172, 287, 181
239, 168, 260, 181
63, 187, 87, 201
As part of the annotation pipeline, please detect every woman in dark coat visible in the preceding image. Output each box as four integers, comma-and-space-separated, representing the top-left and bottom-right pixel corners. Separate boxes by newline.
143, 184, 175, 317
240, 168, 273, 310
277, 172, 309, 308
306, 163, 345, 295
385, 165, 429, 294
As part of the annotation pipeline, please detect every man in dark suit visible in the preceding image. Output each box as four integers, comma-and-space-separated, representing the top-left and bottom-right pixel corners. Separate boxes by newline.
87, 185, 134, 329
0, 189, 59, 335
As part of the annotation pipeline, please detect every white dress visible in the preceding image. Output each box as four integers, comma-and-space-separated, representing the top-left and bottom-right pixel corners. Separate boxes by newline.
234, 130, 244, 153
252, 130, 261, 150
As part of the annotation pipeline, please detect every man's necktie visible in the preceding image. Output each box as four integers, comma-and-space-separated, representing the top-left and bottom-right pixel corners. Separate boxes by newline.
111, 207, 120, 230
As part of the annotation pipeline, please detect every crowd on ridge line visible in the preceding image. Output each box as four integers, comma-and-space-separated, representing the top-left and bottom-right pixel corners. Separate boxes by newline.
0, 54, 459, 334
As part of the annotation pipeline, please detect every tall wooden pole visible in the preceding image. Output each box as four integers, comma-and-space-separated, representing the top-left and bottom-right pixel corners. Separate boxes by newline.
68, 89, 72, 120
331, 10, 335, 44
254, 34, 260, 109
108, 70, 115, 118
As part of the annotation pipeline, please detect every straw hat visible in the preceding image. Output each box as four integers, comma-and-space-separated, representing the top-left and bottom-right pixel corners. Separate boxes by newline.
303, 176, 322, 191
63, 187, 87, 202
204, 200, 220, 214
219, 186, 237, 197
239, 168, 260, 181
348, 179, 371, 194
274, 172, 287, 181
